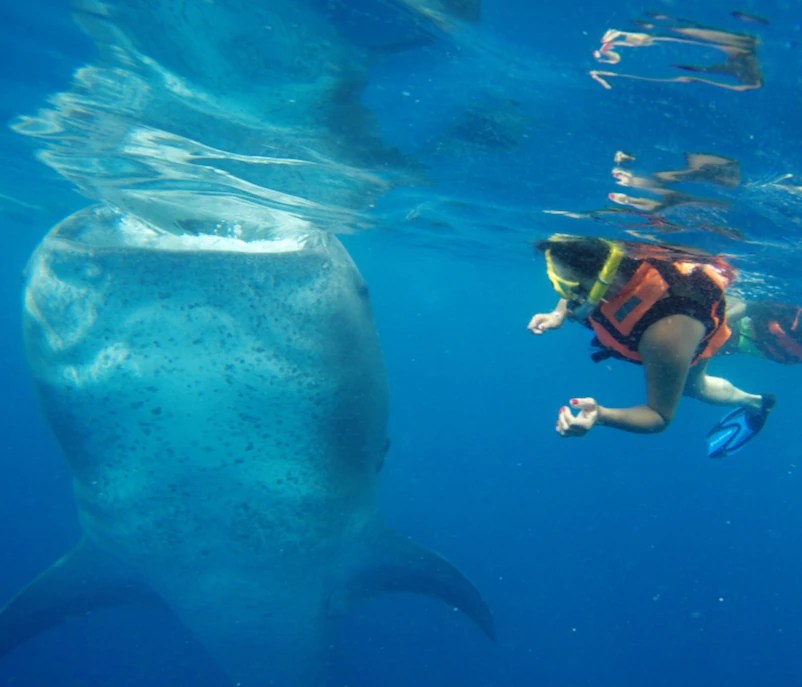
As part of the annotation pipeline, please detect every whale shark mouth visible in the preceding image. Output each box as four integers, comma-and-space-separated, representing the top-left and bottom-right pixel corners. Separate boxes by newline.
115, 214, 314, 254
55, 204, 316, 255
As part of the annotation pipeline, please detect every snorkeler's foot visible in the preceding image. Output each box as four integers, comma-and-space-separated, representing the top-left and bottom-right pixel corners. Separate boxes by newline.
745, 393, 776, 432
706, 393, 776, 458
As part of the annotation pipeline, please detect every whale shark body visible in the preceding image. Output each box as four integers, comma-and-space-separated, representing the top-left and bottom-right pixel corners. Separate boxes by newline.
1, 206, 493, 685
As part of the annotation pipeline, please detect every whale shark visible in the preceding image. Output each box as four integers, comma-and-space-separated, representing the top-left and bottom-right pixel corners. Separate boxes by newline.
1, 206, 493, 685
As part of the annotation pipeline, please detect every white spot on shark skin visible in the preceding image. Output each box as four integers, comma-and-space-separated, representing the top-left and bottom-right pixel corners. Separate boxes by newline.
1, 205, 494, 686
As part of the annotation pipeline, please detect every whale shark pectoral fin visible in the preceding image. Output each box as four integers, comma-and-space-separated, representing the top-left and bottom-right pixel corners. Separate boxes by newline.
343, 530, 495, 640
0, 538, 164, 657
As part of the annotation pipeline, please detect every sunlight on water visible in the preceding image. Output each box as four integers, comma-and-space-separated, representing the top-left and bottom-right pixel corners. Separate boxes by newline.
11, 0, 420, 236
6, 0, 578, 256
7, 0, 802, 287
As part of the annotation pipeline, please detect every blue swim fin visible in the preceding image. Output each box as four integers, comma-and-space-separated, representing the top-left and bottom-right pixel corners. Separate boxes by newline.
706, 394, 776, 459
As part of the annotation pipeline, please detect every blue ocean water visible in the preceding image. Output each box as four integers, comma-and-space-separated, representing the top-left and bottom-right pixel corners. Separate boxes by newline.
2, 1, 802, 686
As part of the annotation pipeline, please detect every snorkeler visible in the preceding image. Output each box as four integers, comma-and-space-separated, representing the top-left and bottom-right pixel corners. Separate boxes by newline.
527, 234, 775, 457
724, 300, 802, 364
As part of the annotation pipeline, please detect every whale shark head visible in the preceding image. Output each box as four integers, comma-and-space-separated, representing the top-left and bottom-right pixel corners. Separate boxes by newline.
2, 205, 493, 685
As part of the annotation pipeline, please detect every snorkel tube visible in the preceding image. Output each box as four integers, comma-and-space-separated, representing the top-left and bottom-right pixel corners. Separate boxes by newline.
569, 238, 625, 320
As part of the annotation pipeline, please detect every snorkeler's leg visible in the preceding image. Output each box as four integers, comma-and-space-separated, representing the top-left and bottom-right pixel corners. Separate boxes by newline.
726, 296, 747, 324
683, 360, 763, 410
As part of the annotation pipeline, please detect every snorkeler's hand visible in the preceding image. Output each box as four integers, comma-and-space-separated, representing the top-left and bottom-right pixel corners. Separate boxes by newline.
556, 398, 599, 437
528, 311, 564, 334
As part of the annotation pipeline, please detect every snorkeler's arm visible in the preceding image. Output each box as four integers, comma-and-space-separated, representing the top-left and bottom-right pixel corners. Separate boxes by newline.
528, 299, 568, 334
595, 404, 669, 433
596, 315, 706, 433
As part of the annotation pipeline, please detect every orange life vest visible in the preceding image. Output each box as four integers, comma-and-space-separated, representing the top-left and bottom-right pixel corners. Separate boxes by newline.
765, 316, 802, 362
586, 258, 732, 365
750, 305, 802, 364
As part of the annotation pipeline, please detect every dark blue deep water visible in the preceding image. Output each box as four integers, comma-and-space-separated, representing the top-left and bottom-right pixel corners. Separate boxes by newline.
3, 1, 802, 685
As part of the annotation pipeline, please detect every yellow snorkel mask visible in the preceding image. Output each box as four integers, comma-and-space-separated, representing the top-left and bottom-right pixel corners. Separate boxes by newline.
544, 235, 625, 318
545, 248, 582, 300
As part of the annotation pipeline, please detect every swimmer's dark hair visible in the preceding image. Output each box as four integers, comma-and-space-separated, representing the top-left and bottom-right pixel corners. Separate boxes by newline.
533, 235, 610, 278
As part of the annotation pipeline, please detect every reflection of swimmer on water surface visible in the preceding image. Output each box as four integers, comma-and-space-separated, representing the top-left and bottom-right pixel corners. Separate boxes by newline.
731, 10, 770, 26
673, 38, 762, 92
608, 152, 738, 214
652, 153, 740, 188
589, 15, 763, 91
543, 151, 747, 242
